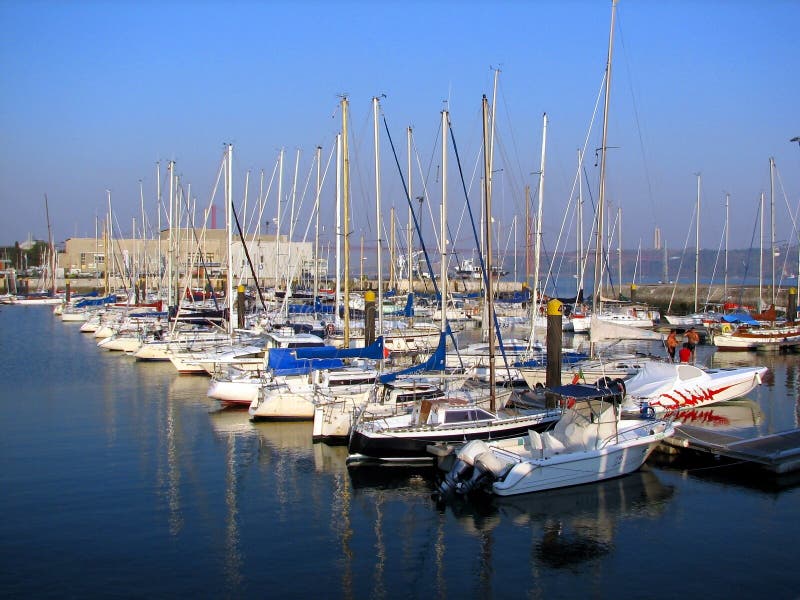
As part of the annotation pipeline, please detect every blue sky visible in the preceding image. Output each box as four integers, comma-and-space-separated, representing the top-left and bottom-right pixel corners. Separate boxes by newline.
1, 0, 798, 260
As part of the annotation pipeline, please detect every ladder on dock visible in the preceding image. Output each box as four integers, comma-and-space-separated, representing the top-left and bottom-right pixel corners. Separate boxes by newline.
664, 426, 800, 474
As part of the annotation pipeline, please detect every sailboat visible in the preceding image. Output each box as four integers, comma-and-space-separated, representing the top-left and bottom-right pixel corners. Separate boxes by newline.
713, 158, 800, 351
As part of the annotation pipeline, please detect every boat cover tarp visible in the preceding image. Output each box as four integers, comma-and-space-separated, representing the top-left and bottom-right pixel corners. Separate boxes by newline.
513, 352, 590, 368
549, 382, 624, 400
293, 336, 386, 360
378, 332, 447, 383
267, 349, 345, 376
75, 295, 117, 308
287, 300, 335, 314
722, 312, 760, 326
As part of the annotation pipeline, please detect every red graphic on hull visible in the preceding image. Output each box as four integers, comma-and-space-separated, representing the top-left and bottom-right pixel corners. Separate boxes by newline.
652, 384, 735, 410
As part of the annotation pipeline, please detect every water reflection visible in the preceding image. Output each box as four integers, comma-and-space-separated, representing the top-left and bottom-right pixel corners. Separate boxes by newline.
447, 469, 673, 573
670, 399, 764, 433
208, 409, 262, 595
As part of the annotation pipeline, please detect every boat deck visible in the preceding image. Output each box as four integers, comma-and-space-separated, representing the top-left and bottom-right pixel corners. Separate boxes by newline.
664, 426, 800, 474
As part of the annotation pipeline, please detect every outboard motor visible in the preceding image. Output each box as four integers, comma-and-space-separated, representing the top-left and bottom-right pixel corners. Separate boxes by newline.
435, 440, 490, 500
454, 451, 511, 495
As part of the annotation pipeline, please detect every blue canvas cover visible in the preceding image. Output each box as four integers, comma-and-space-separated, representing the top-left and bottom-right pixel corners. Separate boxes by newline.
378, 332, 446, 383
75, 295, 117, 308
722, 312, 760, 326
294, 336, 385, 360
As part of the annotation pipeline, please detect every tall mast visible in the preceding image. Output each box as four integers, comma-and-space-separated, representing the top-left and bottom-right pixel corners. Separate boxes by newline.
577, 149, 584, 294
482, 95, 496, 411
513, 216, 517, 282
226, 143, 234, 335
694, 173, 700, 313
593, 0, 617, 312
617, 206, 623, 297
524, 184, 531, 287
373, 96, 384, 336
167, 160, 175, 308
288, 148, 300, 295
139, 180, 146, 294
314, 146, 322, 307
724, 192, 729, 300
342, 98, 352, 346
275, 148, 284, 288
155, 163, 161, 298
759, 191, 764, 309
389, 207, 396, 290
406, 127, 414, 296
440, 108, 449, 334
335, 134, 342, 333
44, 194, 55, 295
533, 112, 547, 316
106, 189, 113, 296
770, 156, 776, 307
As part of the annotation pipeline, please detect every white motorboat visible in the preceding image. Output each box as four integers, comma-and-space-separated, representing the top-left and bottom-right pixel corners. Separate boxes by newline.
435, 384, 674, 498
620, 361, 768, 415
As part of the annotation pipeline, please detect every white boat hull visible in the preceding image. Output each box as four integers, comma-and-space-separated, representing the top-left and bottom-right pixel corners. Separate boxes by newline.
492, 434, 665, 496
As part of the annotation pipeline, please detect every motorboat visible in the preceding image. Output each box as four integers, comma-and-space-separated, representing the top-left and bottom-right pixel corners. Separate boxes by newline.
619, 361, 768, 415
435, 383, 674, 498
346, 388, 554, 464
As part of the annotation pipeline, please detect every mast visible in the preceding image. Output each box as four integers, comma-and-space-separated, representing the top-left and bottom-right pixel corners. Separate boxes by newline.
440, 108, 449, 334
156, 162, 161, 299
342, 97, 352, 346
167, 160, 175, 308
724, 192, 729, 300
770, 156, 776, 307
288, 148, 300, 295
334, 134, 342, 334
617, 207, 623, 297
694, 173, 700, 313
577, 149, 584, 295
373, 96, 384, 336
407, 127, 414, 297
226, 143, 234, 335
389, 207, 395, 290
44, 194, 55, 295
759, 191, 764, 310
524, 184, 531, 287
275, 148, 284, 288
314, 146, 322, 307
482, 95, 496, 411
513, 215, 517, 282
106, 189, 113, 296
532, 112, 547, 317
593, 0, 617, 312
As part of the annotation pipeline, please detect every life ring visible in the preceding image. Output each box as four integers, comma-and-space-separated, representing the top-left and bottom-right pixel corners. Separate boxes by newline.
720, 323, 732, 334
325, 323, 335, 337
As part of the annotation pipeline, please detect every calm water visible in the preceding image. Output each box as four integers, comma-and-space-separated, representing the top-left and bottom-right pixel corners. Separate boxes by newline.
1, 307, 799, 599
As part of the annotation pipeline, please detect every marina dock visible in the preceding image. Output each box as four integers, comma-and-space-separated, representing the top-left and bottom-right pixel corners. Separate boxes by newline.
663, 426, 800, 474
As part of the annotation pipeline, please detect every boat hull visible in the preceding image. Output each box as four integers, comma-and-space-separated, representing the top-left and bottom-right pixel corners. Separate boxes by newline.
348, 412, 559, 461
492, 437, 663, 496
